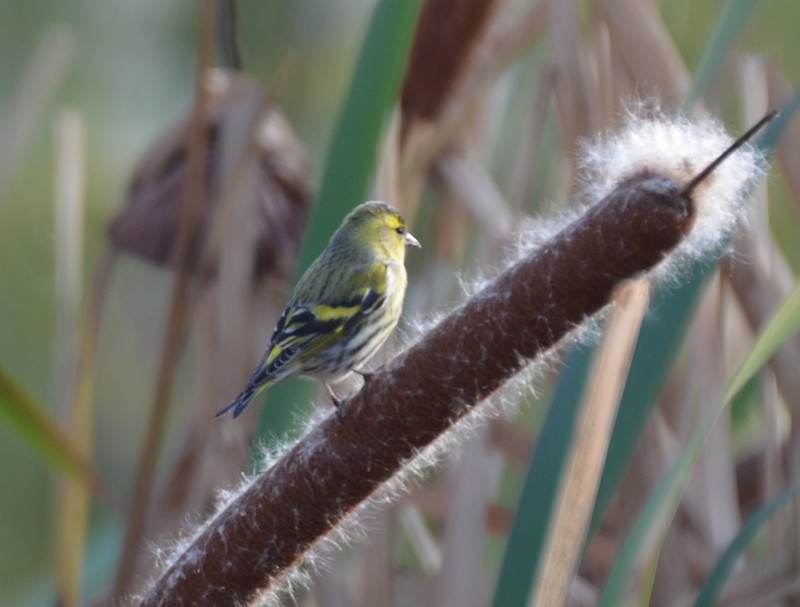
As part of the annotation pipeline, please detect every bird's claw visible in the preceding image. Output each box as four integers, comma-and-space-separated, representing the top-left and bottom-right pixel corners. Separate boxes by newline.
334, 397, 347, 424
330, 370, 375, 424
354, 369, 375, 403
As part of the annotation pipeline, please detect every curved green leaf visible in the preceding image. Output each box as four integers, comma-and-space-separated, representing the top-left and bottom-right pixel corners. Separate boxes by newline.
694, 483, 800, 607
295, 0, 422, 275
683, 0, 761, 108
759, 89, 800, 153
0, 364, 101, 493
723, 280, 800, 402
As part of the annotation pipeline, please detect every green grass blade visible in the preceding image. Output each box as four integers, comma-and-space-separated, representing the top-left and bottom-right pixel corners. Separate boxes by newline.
683, 0, 761, 108
637, 550, 661, 607
757, 87, 800, 155
599, 278, 800, 606
294, 0, 422, 275
491, 345, 592, 607
723, 280, 800, 403
0, 364, 101, 493
255, 0, 422, 435
694, 482, 800, 607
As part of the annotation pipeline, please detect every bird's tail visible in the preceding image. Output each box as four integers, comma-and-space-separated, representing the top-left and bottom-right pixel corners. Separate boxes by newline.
215, 381, 269, 419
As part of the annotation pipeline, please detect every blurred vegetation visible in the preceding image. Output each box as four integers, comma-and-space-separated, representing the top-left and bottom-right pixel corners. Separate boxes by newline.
0, 1, 369, 600
1, 0, 800, 605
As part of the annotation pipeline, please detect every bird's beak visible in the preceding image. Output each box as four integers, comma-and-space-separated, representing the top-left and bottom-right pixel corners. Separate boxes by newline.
405, 231, 421, 248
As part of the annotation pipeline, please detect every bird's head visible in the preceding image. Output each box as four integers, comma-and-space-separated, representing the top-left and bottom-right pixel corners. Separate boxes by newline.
339, 201, 420, 261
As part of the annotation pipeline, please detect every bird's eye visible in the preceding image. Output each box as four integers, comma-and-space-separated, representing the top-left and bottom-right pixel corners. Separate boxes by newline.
395, 226, 406, 236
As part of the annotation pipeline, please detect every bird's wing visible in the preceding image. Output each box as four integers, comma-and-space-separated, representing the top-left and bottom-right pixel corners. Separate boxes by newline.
251, 262, 388, 383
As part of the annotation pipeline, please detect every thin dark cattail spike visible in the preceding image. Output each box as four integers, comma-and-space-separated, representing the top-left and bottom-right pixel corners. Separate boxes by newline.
217, 0, 243, 70
679, 110, 778, 197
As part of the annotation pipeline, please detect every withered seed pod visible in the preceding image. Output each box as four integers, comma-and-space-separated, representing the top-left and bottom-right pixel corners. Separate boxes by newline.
108, 69, 312, 281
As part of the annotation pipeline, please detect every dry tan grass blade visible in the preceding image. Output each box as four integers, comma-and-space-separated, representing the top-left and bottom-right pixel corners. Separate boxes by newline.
548, 0, 592, 147
435, 429, 493, 607
531, 279, 650, 607
682, 279, 741, 568
766, 60, 800, 220
52, 109, 88, 607
596, 0, 690, 106
737, 55, 793, 560
0, 26, 75, 211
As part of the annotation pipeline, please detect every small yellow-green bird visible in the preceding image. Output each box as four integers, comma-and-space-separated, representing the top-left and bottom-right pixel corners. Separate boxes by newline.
216, 201, 420, 419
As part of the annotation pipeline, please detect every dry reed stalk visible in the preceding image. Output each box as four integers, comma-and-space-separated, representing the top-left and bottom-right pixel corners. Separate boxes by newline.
589, 20, 616, 130
433, 153, 514, 244
505, 65, 555, 211
146, 84, 263, 552
548, 0, 593, 149
149, 71, 311, 554
739, 64, 800, 586
684, 281, 741, 549
531, 279, 650, 607
110, 1, 215, 599
766, 62, 800, 215
52, 109, 87, 607
398, 504, 442, 574
737, 58, 792, 558
0, 26, 75, 210
358, 507, 395, 607
643, 277, 738, 605
596, 0, 690, 107
434, 428, 492, 607
395, 0, 503, 220
433, 0, 549, 153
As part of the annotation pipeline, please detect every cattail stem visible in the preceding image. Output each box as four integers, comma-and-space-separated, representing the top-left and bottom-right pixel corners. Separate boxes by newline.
140, 170, 694, 606
111, 1, 215, 599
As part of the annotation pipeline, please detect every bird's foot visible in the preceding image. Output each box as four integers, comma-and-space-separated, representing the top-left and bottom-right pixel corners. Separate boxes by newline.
328, 371, 375, 424
334, 398, 347, 424
354, 368, 375, 403
326, 383, 347, 424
